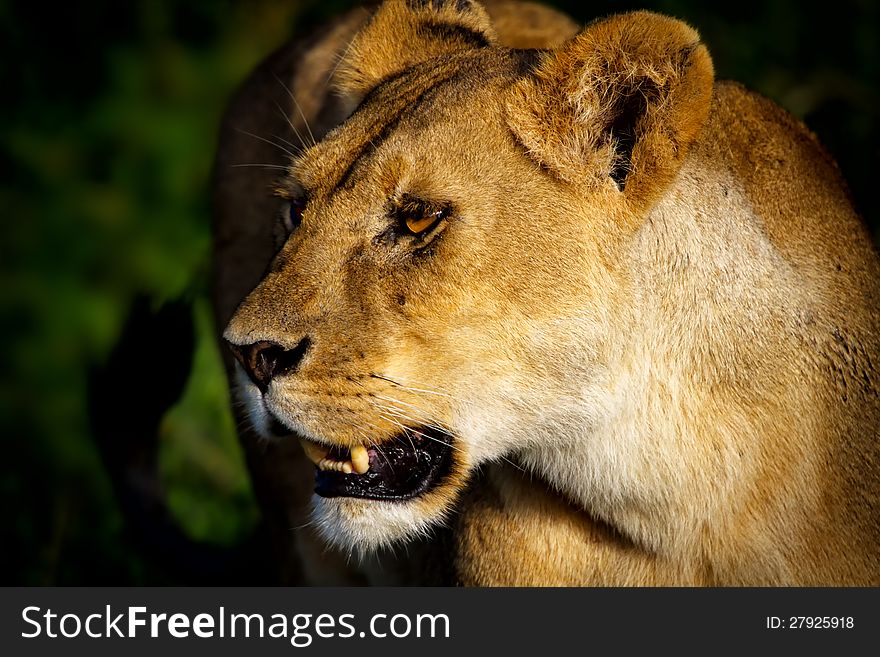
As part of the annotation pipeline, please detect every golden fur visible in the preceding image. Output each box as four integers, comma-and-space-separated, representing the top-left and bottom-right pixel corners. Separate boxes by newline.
215, 0, 880, 585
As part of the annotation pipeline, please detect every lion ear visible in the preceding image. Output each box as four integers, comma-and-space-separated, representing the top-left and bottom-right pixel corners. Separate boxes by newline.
334, 0, 497, 103
506, 11, 714, 214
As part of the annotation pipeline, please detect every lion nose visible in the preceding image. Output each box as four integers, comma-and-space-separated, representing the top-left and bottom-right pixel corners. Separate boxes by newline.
226, 337, 311, 392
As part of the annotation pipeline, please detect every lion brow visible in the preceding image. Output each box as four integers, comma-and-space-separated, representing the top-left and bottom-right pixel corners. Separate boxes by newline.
303, 63, 464, 194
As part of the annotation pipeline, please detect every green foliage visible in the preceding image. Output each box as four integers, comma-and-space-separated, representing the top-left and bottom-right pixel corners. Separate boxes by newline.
0, 0, 318, 584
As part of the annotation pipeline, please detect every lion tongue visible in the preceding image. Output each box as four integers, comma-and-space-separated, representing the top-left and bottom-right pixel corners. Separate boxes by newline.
299, 439, 370, 475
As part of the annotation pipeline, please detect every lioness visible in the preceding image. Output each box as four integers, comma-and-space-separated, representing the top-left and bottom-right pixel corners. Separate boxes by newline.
213, 0, 880, 585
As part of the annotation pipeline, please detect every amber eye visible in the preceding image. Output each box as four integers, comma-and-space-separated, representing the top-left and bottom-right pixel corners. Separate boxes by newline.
284, 197, 306, 233
403, 207, 448, 235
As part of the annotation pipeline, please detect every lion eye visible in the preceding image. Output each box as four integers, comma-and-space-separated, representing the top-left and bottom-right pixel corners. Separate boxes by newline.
403, 207, 448, 235
284, 197, 306, 233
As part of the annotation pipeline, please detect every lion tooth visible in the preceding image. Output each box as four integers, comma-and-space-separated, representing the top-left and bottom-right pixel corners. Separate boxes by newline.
304, 442, 362, 474
301, 440, 329, 466
350, 444, 370, 474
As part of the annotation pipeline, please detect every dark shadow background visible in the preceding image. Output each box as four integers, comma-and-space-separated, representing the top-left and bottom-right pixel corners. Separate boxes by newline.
1, 0, 877, 584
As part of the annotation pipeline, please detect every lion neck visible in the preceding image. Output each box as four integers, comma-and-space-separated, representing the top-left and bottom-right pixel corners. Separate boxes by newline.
516, 157, 810, 558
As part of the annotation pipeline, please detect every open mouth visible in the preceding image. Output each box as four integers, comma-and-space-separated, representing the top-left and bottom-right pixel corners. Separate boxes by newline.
300, 427, 454, 501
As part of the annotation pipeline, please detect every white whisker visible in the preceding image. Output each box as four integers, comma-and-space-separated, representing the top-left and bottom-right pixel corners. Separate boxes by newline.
372, 403, 466, 456
233, 127, 299, 159
272, 99, 310, 152
325, 33, 359, 88
273, 72, 316, 147
370, 372, 463, 401
229, 163, 291, 171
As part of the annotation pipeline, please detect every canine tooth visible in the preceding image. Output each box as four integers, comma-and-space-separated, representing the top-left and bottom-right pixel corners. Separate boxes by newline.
300, 440, 329, 466
350, 444, 370, 474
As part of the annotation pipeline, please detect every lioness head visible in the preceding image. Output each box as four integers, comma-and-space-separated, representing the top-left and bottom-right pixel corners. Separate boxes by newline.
223, 0, 713, 552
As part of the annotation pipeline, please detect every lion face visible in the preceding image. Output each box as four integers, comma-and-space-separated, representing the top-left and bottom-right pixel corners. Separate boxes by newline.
224, 54, 612, 549
223, 0, 712, 551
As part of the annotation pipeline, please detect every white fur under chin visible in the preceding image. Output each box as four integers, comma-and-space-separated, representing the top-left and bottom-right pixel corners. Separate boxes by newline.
310, 495, 445, 554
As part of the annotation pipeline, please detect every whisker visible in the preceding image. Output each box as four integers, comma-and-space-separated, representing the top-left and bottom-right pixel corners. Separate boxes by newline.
373, 394, 453, 427
272, 99, 310, 152
375, 413, 427, 457
273, 72, 316, 147
372, 442, 395, 475
229, 163, 292, 171
233, 127, 299, 159
372, 403, 466, 456
372, 401, 448, 436
289, 517, 319, 532
496, 453, 528, 474
270, 124, 304, 154
369, 372, 462, 401
369, 372, 401, 386
372, 397, 522, 472
325, 34, 359, 88
372, 400, 447, 434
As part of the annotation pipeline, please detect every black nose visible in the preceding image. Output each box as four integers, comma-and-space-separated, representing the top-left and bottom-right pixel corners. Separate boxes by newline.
226, 337, 311, 392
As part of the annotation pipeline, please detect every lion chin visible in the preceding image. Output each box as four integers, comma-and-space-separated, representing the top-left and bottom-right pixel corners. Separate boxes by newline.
310, 496, 444, 554
301, 430, 465, 553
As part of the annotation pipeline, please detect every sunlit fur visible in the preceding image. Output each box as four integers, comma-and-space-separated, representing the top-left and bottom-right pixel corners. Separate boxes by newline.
220, 0, 880, 584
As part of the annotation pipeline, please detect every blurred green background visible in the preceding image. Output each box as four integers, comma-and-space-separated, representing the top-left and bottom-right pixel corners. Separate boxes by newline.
1, 0, 877, 585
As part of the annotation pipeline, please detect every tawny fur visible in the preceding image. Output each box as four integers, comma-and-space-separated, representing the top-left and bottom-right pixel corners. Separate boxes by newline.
214, 0, 880, 585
